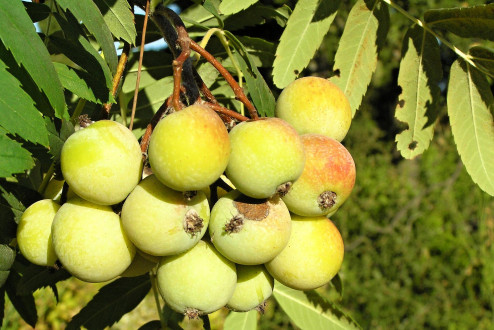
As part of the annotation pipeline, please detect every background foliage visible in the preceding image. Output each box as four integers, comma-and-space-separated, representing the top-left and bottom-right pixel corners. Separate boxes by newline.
1, 0, 494, 329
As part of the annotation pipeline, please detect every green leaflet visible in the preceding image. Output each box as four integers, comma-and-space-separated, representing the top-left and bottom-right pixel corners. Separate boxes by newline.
223, 310, 258, 330
219, 0, 259, 15
0, 59, 49, 147
330, 0, 389, 116
94, 0, 137, 45
273, 281, 360, 330
0, 1, 67, 119
272, 0, 339, 88
425, 4, 494, 42
447, 59, 494, 196
55, 0, 118, 74
0, 130, 34, 178
395, 25, 442, 159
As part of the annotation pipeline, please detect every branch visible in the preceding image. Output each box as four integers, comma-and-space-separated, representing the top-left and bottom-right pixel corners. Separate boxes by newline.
102, 42, 131, 118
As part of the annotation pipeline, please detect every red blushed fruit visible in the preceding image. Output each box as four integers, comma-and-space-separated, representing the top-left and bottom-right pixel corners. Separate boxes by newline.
282, 134, 356, 217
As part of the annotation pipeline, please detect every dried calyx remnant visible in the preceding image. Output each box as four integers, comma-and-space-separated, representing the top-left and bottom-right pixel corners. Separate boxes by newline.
183, 190, 197, 201
183, 209, 203, 235
184, 307, 201, 319
225, 196, 270, 233
318, 191, 337, 210
276, 182, 292, 197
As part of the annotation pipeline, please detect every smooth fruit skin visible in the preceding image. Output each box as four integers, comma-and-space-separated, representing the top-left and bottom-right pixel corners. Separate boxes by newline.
148, 104, 230, 192
121, 174, 210, 256
265, 215, 344, 291
60, 120, 142, 205
156, 240, 237, 317
51, 197, 135, 283
17, 199, 60, 266
225, 118, 305, 199
209, 190, 292, 265
275, 77, 352, 142
227, 265, 273, 312
282, 134, 356, 216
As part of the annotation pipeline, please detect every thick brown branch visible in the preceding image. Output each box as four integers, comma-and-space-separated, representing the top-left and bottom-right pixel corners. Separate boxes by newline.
190, 40, 259, 120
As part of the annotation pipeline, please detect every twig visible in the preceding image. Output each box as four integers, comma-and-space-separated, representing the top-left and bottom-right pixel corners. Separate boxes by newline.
102, 43, 131, 118
129, 0, 151, 131
190, 40, 259, 120
201, 101, 249, 122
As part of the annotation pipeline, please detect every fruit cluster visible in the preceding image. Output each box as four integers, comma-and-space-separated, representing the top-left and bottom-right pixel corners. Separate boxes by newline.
17, 76, 356, 318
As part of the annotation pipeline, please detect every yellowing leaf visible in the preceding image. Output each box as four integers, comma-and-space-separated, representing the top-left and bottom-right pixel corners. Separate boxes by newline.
447, 59, 494, 196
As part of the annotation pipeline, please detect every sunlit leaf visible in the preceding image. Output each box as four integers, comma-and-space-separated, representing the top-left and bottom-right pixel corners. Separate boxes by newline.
0, 59, 49, 147
330, 0, 389, 116
425, 4, 494, 41
272, 0, 339, 88
219, 0, 259, 15
395, 25, 442, 159
273, 281, 360, 330
223, 310, 257, 330
0, 1, 67, 119
447, 59, 494, 196
94, 0, 137, 45
0, 131, 34, 179
56, 0, 118, 74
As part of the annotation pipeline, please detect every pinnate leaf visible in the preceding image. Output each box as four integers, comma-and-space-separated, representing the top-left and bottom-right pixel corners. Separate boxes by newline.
219, 0, 259, 15
67, 274, 151, 330
0, 59, 49, 147
55, 0, 118, 74
5, 270, 37, 327
94, 0, 137, 45
395, 25, 442, 159
223, 310, 257, 330
424, 4, 494, 42
0, 1, 67, 119
272, 0, 340, 88
447, 59, 494, 196
330, 0, 389, 116
273, 281, 360, 330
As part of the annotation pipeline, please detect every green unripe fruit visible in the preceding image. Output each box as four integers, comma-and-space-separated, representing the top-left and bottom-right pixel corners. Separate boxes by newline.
148, 104, 231, 192
275, 77, 352, 141
120, 251, 157, 277
209, 190, 292, 265
60, 120, 142, 205
227, 265, 273, 312
282, 134, 356, 216
225, 118, 305, 198
156, 240, 237, 318
265, 215, 344, 290
17, 199, 60, 266
52, 197, 135, 282
121, 175, 210, 256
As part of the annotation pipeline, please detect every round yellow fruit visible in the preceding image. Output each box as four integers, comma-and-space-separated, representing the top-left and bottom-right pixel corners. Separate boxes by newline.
156, 240, 237, 317
121, 174, 210, 257
17, 199, 60, 266
227, 265, 273, 312
51, 197, 135, 282
60, 120, 142, 205
209, 190, 291, 265
275, 77, 352, 142
225, 117, 305, 199
148, 104, 230, 192
265, 215, 344, 290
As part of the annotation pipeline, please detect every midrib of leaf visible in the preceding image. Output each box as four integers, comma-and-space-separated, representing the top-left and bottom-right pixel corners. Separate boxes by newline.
342, 0, 377, 95
411, 29, 426, 141
466, 64, 493, 189
273, 288, 347, 329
